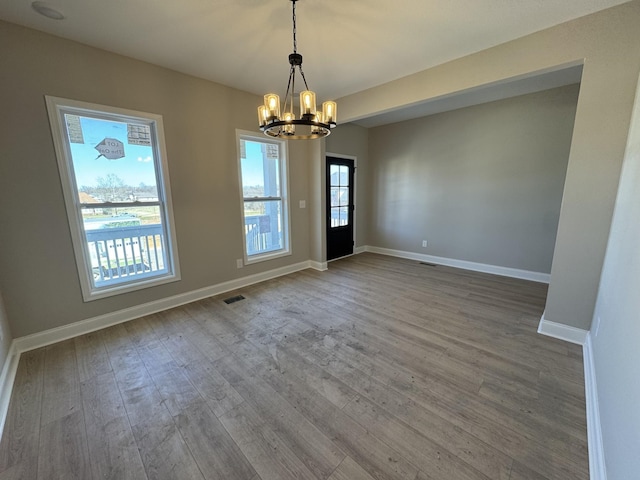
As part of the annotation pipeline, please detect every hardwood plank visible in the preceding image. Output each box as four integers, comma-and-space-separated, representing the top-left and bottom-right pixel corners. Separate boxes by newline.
280, 335, 513, 480
120, 384, 172, 428
300, 314, 587, 479
100, 323, 136, 352
219, 402, 325, 480
74, 332, 111, 382
136, 340, 175, 376
106, 344, 154, 393
181, 361, 244, 418
328, 456, 377, 480
40, 340, 81, 426
0, 460, 37, 480
174, 403, 256, 480
0, 350, 44, 474
123, 316, 162, 346
342, 394, 498, 480
131, 417, 205, 480
38, 411, 91, 480
507, 461, 549, 480
218, 351, 419, 480
81, 372, 147, 480
81, 371, 127, 428
214, 354, 346, 480
148, 364, 204, 417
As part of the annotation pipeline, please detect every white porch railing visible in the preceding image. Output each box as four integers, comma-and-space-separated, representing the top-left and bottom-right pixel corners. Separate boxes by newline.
85, 224, 166, 285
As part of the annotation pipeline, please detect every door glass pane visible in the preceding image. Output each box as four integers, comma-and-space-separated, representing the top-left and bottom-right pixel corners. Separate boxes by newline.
330, 165, 340, 187
339, 165, 349, 187
339, 207, 349, 226
330, 187, 341, 207
338, 187, 349, 206
330, 207, 339, 227
330, 206, 349, 227
244, 200, 283, 255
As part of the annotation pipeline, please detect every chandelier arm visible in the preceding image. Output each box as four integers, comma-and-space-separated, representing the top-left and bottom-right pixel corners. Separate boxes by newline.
292, 66, 296, 114
283, 65, 295, 114
298, 66, 311, 92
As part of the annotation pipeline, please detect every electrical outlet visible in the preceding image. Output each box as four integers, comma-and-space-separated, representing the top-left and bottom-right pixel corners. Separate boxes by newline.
236, 259, 243, 269
299, 200, 306, 208
422, 240, 428, 248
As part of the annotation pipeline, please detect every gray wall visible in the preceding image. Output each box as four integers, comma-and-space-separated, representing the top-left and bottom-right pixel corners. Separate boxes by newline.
337, 1, 640, 330
325, 123, 370, 248
590, 74, 640, 480
367, 85, 578, 273
0, 21, 312, 338
0, 292, 12, 378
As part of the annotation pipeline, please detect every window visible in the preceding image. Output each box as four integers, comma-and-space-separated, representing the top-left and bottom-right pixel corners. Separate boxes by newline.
237, 131, 290, 263
46, 96, 180, 301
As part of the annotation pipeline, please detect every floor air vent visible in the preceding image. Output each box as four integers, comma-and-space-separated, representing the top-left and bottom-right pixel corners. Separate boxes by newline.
419, 262, 437, 267
223, 295, 245, 304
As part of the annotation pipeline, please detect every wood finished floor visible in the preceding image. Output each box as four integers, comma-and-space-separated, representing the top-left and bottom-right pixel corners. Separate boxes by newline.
0, 253, 588, 480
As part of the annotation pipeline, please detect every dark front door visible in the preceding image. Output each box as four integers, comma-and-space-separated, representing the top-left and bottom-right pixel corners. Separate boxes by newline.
326, 156, 355, 261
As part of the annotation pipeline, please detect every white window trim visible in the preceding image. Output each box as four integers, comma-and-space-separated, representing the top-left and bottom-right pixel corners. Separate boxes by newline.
46, 96, 181, 301
236, 130, 291, 265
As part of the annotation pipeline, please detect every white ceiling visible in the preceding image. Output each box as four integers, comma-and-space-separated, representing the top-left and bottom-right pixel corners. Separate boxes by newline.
0, 0, 629, 119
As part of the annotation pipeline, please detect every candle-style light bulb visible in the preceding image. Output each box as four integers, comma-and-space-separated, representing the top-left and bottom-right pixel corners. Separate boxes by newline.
264, 94, 281, 120
300, 91, 316, 117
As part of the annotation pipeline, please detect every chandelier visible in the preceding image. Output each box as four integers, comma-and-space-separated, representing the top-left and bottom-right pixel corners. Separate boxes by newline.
258, 0, 337, 140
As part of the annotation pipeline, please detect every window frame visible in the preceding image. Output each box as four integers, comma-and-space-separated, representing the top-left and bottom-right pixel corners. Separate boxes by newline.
236, 130, 291, 265
46, 96, 181, 301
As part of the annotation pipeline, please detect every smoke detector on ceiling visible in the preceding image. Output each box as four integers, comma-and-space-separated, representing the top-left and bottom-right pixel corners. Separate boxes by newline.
31, 1, 65, 20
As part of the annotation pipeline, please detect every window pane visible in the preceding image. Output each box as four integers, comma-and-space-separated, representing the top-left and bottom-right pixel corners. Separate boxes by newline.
65, 114, 158, 203
82, 205, 169, 287
244, 200, 283, 255
240, 139, 280, 198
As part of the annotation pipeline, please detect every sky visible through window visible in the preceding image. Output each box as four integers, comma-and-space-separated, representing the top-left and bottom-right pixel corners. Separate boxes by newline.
68, 115, 157, 189
242, 139, 269, 187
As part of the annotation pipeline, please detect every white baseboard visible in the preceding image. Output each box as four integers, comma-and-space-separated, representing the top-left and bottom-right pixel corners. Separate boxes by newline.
537, 315, 604, 478
583, 333, 607, 480
308, 261, 328, 271
537, 312, 588, 345
364, 246, 550, 283
13, 260, 315, 354
354, 246, 366, 255
0, 343, 19, 439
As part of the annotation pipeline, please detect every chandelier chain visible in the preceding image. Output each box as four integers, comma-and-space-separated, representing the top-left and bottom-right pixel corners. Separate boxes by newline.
292, 0, 297, 54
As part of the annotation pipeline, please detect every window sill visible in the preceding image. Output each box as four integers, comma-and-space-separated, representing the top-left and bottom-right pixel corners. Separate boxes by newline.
244, 249, 291, 266
82, 272, 181, 302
